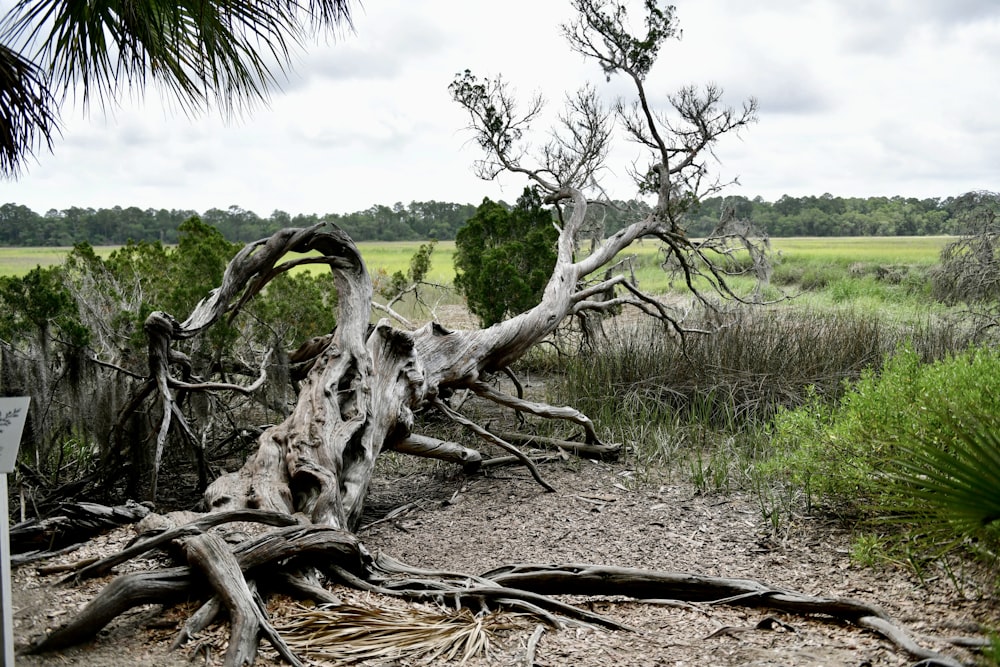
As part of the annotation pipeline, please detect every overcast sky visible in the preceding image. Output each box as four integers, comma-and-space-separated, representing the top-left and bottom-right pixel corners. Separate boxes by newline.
4, 0, 1000, 216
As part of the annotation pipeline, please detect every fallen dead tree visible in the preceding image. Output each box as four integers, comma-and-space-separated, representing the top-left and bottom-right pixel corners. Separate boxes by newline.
9, 501, 151, 566
15, 3, 985, 666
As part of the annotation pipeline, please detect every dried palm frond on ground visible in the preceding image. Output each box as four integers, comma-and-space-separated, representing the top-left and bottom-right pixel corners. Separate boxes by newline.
275, 595, 519, 664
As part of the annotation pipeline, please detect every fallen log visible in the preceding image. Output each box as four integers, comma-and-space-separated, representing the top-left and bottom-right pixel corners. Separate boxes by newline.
9, 500, 152, 563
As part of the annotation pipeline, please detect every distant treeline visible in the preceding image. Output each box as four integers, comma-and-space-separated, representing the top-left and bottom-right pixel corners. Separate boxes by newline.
2, 191, 996, 246
685, 191, 999, 237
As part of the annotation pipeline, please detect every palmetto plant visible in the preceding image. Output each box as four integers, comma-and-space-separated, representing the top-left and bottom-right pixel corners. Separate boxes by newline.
0, 0, 354, 176
895, 408, 1000, 561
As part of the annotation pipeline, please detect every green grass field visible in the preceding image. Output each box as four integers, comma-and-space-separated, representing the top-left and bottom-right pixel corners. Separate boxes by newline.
770, 235, 952, 266
0, 246, 116, 277
1, 237, 955, 305
0, 242, 459, 281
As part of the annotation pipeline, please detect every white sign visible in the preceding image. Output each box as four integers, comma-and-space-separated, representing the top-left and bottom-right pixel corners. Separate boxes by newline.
0, 396, 28, 666
0, 397, 30, 474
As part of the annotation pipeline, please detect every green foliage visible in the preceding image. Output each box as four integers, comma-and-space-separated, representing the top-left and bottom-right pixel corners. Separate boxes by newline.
762, 345, 1000, 522
687, 192, 986, 237
0, 201, 480, 246
828, 276, 889, 303
0, 264, 88, 348
893, 409, 1000, 560
849, 533, 889, 567
0, 43, 57, 176
1, 216, 344, 501
984, 635, 1000, 666
100, 216, 242, 357
0, 191, 992, 247
250, 271, 338, 346
454, 187, 558, 326
565, 0, 679, 81
377, 240, 437, 300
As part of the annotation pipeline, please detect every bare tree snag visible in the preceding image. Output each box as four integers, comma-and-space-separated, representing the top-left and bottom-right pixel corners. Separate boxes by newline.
22, 3, 979, 667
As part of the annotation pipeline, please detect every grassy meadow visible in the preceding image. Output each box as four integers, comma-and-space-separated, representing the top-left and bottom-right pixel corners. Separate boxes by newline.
1, 235, 954, 285
0, 246, 116, 277
0, 242, 459, 281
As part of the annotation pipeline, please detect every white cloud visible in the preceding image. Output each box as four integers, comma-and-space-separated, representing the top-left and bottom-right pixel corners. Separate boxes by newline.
5, 0, 1000, 217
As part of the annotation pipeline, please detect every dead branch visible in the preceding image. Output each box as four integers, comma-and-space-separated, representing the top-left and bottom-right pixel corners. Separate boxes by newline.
391, 434, 483, 470
495, 431, 620, 459
432, 397, 555, 492
471, 380, 605, 445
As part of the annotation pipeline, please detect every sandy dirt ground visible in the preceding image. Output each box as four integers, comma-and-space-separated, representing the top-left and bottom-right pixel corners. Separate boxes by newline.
10, 457, 996, 667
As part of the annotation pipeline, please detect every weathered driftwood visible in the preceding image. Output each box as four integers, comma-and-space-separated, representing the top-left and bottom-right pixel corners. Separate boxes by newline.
10, 500, 151, 564
28, 512, 971, 667
390, 433, 484, 470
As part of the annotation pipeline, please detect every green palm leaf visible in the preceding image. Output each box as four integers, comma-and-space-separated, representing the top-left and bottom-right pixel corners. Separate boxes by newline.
0, 42, 59, 175
895, 408, 1000, 548
0, 0, 353, 177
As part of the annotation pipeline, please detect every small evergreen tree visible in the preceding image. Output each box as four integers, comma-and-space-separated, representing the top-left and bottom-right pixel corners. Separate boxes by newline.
454, 187, 558, 326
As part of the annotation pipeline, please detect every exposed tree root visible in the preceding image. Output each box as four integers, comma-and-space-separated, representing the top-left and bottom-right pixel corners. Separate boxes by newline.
26, 513, 976, 667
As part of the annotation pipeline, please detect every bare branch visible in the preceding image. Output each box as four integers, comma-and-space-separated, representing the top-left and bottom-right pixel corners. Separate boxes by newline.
431, 397, 556, 493
471, 380, 605, 445
449, 70, 552, 188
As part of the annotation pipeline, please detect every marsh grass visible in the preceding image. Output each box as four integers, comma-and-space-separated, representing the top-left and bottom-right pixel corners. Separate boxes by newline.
550, 309, 899, 427
546, 302, 980, 511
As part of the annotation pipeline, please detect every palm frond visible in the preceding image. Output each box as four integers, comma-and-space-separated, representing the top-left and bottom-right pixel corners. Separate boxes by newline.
0, 0, 353, 176
276, 600, 516, 664
3, 0, 352, 113
895, 408, 1000, 546
0, 42, 59, 177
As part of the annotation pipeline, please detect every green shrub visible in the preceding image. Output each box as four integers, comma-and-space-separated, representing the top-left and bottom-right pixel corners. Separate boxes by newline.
798, 265, 839, 290
762, 344, 1000, 521
454, 187, 558, 326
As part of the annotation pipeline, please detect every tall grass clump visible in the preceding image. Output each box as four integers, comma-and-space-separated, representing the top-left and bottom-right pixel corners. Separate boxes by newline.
547, 302, 981, 498
550, 307, 964, 430
548, 308, 944, 467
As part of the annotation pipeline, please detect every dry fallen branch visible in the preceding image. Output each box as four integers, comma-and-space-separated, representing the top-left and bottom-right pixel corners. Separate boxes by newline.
24, 510, 978, 667
432, 397, 556, 493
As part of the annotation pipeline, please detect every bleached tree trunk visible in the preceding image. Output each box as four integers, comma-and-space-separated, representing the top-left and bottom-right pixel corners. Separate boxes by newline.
197, 186, 605, 530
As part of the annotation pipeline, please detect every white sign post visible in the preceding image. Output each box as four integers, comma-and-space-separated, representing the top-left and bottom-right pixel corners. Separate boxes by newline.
0, 397, 30, 667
